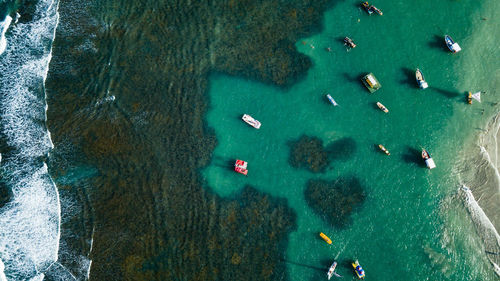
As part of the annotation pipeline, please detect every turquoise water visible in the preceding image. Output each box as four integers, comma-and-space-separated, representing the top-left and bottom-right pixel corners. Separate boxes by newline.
203, 0, 499, 280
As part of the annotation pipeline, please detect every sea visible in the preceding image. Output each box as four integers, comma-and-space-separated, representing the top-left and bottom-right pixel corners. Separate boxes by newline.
0, 0, 498, 280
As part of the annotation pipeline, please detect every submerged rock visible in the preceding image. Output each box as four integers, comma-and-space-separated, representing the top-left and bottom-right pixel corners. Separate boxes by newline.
305, 177, 366, 228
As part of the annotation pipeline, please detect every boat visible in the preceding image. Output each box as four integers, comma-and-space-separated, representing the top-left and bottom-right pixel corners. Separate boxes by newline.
378, 144, 390, 155
444, 35, 461, 53
234, 159, 248, 175
319, 232, 332, 244
362, 2, 382, 15
421, 149, 436, 169
327, 261, 342, 279
362, 2, 373, 14
369, 5, 383, 15
468, 91, 481, 104
376, 102, 388, 113
415, 68, 429, 89
326, 94, 338, 106
361, 73, 381, 93
242, 114, 261, 129
352, 260, 365, 279
344, 37, 356, 48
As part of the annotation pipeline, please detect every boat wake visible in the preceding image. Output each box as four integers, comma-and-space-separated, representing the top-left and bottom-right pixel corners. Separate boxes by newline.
0, 0, 64, 279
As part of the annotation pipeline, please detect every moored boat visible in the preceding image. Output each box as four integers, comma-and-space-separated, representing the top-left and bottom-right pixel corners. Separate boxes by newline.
352, 260, 365, 279
319, 232, 332, 244
242, 114, 261, 129
234, 159, 248, 175
444, 35, 461, 53
344, 37, 356, 48
421, 149, 436, 169
326, 94, 338, 106
361, 73, 381, 93
376, 102, 389, 113
362, 1, 373, 14
415, 68, 429, 89
369, 5, 383, 15
378, 144, 390, 155
327, 261, 342, 279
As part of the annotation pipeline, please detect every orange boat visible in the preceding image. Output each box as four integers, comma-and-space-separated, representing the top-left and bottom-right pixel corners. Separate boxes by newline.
234, 159, 248, 175
319, 232, 332, 244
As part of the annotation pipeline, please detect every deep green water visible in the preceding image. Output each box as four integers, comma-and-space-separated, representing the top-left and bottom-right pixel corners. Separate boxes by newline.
203, 0, 499, 280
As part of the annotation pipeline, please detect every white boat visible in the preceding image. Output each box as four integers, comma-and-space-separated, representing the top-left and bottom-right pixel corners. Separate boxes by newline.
242, 114, 261, 129
326, 94, 338, 106
376, 102, 388, 113
327, 261, 342, 279
445, 35, 461, 53
422, 149, 436, 169
415, 68, 428, 89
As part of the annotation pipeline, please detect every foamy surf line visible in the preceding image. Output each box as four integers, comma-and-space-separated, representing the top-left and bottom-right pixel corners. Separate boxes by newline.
0, 0, 63, 280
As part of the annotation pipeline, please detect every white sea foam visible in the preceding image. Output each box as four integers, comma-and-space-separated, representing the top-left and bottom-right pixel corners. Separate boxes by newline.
0, 0, 62, 279
460, 185, 500, 276
0, 15, 12, 55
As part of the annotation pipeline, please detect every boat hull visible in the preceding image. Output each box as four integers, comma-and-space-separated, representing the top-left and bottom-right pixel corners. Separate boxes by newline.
352, 260, 365, 279
415, 69, 429, 89
319, 232, 332, 244
361, 73, 381, 93
376, 102, 388, 113
242, 114, 261, 129
445, 35, 461, 53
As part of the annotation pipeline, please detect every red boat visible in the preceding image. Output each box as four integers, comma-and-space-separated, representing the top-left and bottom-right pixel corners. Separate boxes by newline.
234, 159, 248, 175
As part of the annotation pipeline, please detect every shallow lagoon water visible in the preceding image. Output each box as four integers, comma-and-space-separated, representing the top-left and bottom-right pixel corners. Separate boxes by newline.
203, 0, 499, 280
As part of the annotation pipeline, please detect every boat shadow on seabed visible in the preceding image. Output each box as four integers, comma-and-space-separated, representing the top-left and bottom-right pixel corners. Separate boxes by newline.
402, 146, 427, 168
427, 34, 450, 52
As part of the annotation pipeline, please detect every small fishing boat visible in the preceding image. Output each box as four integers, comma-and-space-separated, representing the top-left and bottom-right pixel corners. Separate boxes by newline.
444, 35, 461, 53
361, 2, 382, 15
415, 68, 429, 89
344, 37, 356, 48
361, 73, 381, 93
369, 5, 383, 15
234, 159, 248, 175
362, 2, 373, 14
376, 102, 388, 113
326, 94, 338, 106
352, 260, 365, 279
327, 261, 342, 279
378, 144, 390, 155
468, 91, 481, 104
421, 149, 436, 169
319, 232, 332, 244
242, 114, 261, 129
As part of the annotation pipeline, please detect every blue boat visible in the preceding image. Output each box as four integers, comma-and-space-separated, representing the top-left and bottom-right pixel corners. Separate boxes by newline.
326, 94, 338, 106
445, 35, 461, 53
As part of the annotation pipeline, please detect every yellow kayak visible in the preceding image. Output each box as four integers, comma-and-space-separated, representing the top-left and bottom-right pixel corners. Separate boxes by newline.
319, 232, 332, 244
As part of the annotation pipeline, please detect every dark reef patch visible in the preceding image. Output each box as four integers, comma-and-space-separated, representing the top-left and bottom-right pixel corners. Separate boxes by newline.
44, 0, 335, 280
305, 177, 366, 228
289, 136, 357, 173
289, 136, 329, 173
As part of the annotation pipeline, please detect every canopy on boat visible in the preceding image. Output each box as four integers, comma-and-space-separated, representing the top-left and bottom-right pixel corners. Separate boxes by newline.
472, 92, 481, 102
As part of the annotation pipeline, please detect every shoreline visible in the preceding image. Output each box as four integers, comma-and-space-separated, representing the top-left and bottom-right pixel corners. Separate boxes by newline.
457, 110, 500, 275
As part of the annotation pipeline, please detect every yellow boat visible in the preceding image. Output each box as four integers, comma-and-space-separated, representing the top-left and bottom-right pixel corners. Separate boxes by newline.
319, 232, 332, 244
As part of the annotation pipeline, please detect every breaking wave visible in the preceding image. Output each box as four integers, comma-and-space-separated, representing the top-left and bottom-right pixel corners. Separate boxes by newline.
457, 112, 500, 276
0, 0, 62, 279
